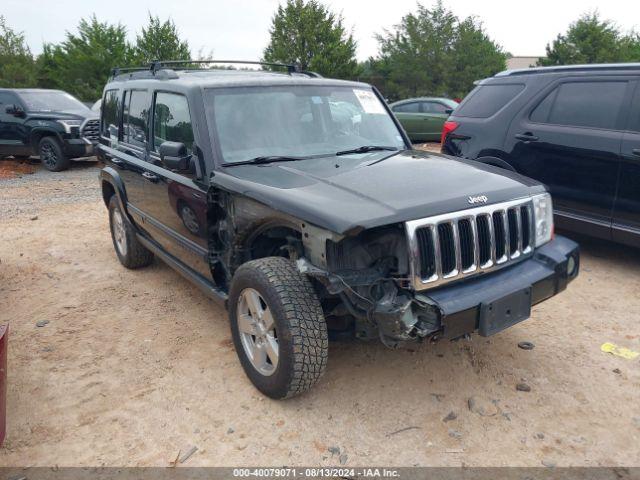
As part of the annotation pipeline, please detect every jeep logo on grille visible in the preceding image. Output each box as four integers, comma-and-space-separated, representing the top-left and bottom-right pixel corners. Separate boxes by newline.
468, 195, 488, 204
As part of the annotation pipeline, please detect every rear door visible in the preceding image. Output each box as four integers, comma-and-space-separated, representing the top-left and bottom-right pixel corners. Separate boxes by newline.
113, 89, 152, 222
141, 91, 210, 278
420, 101, 450, 139
505, 77, 633, 239
392, 102, 423, 140
613, 80, 640, 247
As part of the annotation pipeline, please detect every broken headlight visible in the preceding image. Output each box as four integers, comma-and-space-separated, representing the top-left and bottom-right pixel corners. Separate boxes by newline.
532, 193, 553, 247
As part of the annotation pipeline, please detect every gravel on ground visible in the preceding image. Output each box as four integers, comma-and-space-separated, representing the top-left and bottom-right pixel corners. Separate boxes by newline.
0, 160, 639, 467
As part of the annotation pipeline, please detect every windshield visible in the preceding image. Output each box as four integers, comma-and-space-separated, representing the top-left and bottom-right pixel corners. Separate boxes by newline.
205, 85, 406, 164
18, 91, 90, 113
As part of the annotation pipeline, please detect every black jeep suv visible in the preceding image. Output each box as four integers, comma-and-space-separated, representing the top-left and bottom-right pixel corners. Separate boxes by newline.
98, 61, 579, 399
442, 63, 640, 248
0, 88, 99, 171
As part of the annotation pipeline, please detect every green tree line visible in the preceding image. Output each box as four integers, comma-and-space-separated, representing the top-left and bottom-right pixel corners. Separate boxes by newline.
1, 3, 640, 103
1, 13, 190, 101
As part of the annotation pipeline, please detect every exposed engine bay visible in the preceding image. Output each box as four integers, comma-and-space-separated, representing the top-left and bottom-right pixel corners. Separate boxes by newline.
297, 225, 442, 347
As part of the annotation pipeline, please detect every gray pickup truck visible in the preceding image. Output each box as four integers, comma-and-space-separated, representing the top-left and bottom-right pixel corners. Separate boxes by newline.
98, 61, 579, 399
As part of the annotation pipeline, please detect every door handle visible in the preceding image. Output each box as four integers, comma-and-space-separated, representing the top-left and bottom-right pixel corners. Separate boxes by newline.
142, 171, 159, 182
632, 148, 640, 156
515, 133, 539, 142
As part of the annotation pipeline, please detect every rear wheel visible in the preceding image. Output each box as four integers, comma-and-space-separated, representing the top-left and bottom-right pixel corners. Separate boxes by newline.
108, 196, 154, 269
39, 137, 70, 172
229, 257, 328, 399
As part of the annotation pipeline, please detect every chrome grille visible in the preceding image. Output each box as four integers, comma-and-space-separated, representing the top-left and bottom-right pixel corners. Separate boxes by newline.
405, 198, 535, 290
81, 119, 100, 141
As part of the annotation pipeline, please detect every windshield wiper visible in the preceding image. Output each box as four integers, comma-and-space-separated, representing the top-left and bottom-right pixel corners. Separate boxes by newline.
335, 145, 399, 156
222, 155, 309, 167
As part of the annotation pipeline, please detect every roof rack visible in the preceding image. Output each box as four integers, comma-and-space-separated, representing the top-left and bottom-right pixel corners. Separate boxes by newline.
110, 59, 322, 79
496, 62, 640, 77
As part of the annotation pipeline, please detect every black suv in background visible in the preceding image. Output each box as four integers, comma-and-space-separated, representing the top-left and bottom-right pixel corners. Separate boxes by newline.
0, 88, 99, 171
442, 64, 640, 248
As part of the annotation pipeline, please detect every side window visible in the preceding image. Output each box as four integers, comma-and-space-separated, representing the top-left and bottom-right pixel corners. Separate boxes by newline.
120, 90, 129, 141
0, 92, 14, 106
631, 86, 640, 133
394, 102, 420, 113
534, 81, 627, 130
153, 92, 194, 152
422, 102, 448, 113
123, 90, 149, 148
101, 90, 119, 140
530, 89, 557, 123
0, 91, 18, 108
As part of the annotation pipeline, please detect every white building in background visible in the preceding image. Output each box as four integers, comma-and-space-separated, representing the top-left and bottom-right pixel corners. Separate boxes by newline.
506, 56, 545, 69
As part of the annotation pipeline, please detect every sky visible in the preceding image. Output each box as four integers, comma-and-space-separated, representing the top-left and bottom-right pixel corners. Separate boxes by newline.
3, 0, 640, 61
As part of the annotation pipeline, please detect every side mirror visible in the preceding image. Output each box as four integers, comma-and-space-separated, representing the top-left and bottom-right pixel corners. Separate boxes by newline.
6, 105, 25, 117
445, 108, 454, 115
159, 141, 193, 172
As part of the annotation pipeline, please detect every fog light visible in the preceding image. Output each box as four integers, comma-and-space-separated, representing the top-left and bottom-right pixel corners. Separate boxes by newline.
567, 255, 577, 276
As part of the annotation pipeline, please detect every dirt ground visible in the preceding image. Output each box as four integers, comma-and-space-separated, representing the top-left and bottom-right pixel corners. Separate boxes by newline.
0, 158, 639, 468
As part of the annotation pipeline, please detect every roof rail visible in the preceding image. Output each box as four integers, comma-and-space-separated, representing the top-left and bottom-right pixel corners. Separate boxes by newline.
149, 59, 307, 74
110, 66, 149, 77
109, 59, 322, 80
496, 62, 640, 77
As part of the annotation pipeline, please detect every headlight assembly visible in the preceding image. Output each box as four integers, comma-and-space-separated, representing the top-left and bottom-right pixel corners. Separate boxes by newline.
57, 119, 83, 133
532, 193, 554, 247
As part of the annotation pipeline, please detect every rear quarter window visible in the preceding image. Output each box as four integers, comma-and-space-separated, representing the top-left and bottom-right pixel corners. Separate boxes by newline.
101, 89, 119, 139
455, 84, 524, 118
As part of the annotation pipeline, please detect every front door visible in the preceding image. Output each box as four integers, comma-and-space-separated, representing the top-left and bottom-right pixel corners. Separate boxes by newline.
505, 78, 633, 239
392, 101, 423, 141
420, 101, 450, 140
613, 81, 640, 247
140, 91, 210, 279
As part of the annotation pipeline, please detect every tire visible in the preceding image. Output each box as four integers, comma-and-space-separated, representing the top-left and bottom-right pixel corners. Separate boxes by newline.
39, 136, 70, 172
108, 196, 154, 269
229, 257, 328, 399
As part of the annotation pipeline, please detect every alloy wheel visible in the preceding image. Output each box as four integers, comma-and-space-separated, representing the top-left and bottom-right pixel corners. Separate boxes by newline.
112, 208, 127, 257
236, 288, 279, 376
41, 143, 58, 169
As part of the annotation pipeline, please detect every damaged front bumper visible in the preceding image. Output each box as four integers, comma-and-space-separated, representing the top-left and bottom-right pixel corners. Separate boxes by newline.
301, 235, 579, 346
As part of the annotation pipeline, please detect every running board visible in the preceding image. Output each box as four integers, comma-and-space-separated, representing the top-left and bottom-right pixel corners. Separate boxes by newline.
136, 233, 228, 305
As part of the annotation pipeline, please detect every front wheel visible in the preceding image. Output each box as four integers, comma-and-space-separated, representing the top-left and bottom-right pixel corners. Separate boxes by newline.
39, 137, 70, 172
229, 257, 328, 399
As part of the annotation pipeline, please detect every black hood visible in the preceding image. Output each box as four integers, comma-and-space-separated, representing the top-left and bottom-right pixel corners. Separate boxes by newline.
215, 150, 546, 235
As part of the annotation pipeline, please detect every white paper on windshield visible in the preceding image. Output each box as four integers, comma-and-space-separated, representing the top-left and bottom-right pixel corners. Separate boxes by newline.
353, 89, 386, 114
